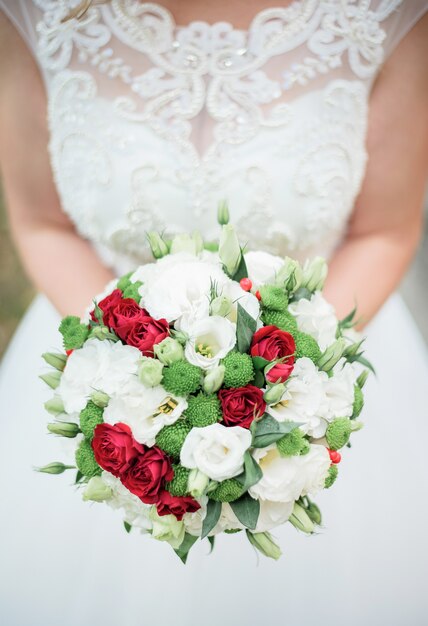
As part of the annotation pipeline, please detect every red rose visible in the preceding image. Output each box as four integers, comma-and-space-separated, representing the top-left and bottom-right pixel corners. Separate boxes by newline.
126, 313, 169, 356
156, 490, 201, 521
92, 422, 143, 477
219, 385, 266, 429
108, 299, 145, 341
121, 446, 173, 504
91, 289, 123, 327
250, 325, 295, 383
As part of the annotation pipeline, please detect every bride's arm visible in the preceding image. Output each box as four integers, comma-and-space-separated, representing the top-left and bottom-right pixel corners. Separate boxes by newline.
0, 13, 114, 317
324, 15, 428, 326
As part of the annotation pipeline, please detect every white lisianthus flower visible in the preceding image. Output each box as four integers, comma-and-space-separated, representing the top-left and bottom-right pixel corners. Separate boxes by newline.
209, 503, 245, 535
183, 496, 208, 537
300, 444, 331, 496
184, 316, 236, 370
323, 359, 357, 420
149, 507, 185, 549
58, 339, 141, 414
140, 255, 230, 322
180, 423, 252, 481
288, 291, 338, 350
130, 261, 158, 285
102, 472, 152, 532
103, 378, 187, 446
267, 358, 330, 438
249, 446, 305, 503
254, 499, 295, 532
244, 251, 285, 287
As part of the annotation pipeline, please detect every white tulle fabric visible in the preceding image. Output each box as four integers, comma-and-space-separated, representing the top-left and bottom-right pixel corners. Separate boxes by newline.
1, 2, 428, 626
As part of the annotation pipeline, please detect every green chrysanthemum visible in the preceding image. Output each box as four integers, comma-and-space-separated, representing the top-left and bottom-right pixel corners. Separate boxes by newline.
277, 428, 309, 457
352, 384, 364, 418
209, 479, 245, 503
261, 309, 298, 334
59, 316, 89, 350
162, 361, 202, 396
184, 393, 222, 427
122, 281, 143, 303
165, 464, 191, 497
222, 351, 254, 388
75, 439, 101, 478
259, 285, 288, 312
155, 419, 192, 459
324, 464, 339, 489
294, 331, 322, 364
79, 401, 104, 440
325, 418, 353, 451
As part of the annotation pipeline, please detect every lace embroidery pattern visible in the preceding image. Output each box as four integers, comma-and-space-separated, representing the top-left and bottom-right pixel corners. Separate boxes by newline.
33, 0, 401, 264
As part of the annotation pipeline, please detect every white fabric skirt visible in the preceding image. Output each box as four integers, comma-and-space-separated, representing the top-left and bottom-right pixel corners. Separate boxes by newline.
0, 293, 427, 626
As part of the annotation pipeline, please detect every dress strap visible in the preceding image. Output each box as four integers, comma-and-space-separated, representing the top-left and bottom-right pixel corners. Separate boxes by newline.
382, 0, 428, 61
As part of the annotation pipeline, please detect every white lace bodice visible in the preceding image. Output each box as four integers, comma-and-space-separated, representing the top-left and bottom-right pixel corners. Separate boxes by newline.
1, 0, 427, 272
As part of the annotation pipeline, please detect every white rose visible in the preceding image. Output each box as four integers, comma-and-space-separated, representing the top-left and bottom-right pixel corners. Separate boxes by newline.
323, 359, 357, 420
180, 423, 252, 481
254, 499, 294, 532
249, 445, 305, 503
288, 291, 338, 350
103, 378, 187, 446
102, 472, 152, 532
58, 339, 141, 413
140, 255, 230, 322
184, 316, 236, 370
267, 358, 330, 438
300, 444, 331, 496
244, 251, 285, 287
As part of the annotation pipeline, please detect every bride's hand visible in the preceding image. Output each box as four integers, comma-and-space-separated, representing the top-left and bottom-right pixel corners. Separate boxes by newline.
0, 13, 114, 317
324, 14, 428, 326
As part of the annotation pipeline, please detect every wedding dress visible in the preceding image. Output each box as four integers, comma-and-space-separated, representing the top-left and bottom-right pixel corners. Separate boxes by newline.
1, 2, 428, 625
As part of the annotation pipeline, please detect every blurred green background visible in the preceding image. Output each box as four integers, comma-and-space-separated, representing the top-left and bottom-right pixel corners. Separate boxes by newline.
0, 187, 34, 357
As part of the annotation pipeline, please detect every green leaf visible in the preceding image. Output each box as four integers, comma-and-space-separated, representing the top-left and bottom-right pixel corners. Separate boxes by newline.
236, 303, 257, 353
252, 356, 270, 371
231, 250, 248, 282
123, 521, 132, 533
92, 300, 104, 325
234, 451, 263, 491
207, 536, 216, 553
338, 306, 357, 331
253, 370, 265, 388
75, 470, 84, 484
346, 353, 376, 375
174, 533, 198, 564
230, 493, 260, 530
201, 499, 222, 539
252, 414, 301, 448
289, 287, 312, 302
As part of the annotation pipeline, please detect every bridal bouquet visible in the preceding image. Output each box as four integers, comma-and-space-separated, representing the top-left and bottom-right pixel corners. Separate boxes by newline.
40, 208, 371, 562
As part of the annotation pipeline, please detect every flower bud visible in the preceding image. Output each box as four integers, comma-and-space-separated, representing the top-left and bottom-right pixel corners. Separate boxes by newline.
289, 502, 315, 534
318, 338, 347, 372
210, 295, 232, 317
44, 396, 65, 416
187, 468, 209, 498
82, 476, 112, 502
47, 421, 80, 438
91, 390, 110, 408
343, 338, 365, 358
90, 325, 118, 341
42, 352, 67, 371
39, 371, 62, 390
357, 370, 369, 389
219, 224, 241, 277
203, 364, 225, 394
306, 501, 322, 525
170, 329, 188, 345
263, 383, 286, 405
36, 461, 75, 475
301, 257, 328, 292
246, 530, 282, 560
149, 507, 185, 549
138, 357, 164, 387
170, 232, 203, 256
153, 338, 184, 366
275, 257, 303, 292
146, 231, 170, 259
217, 199, 230, 226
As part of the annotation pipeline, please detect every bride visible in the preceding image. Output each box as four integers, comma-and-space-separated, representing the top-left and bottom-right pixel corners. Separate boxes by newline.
0, 1, 427, 625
